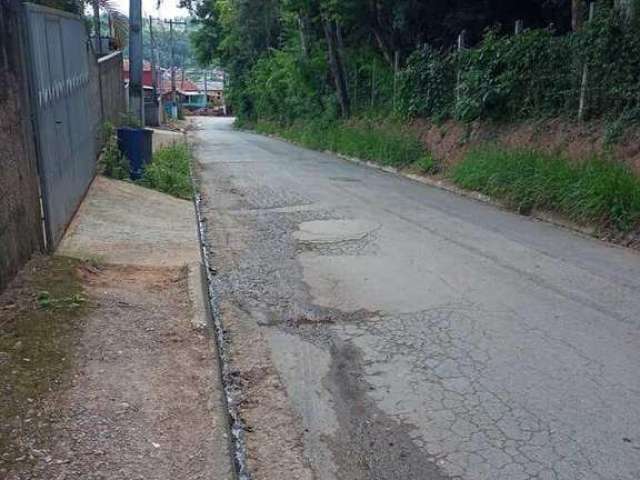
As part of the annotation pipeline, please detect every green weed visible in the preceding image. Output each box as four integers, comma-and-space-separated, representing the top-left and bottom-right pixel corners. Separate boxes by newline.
139, 143, 193, 200
99, 122, 130, 180
450, 147, 640, 232
413, 153, 438, 174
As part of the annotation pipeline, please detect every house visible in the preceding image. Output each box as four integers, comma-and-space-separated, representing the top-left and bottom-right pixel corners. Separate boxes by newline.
195, 80, 225, 107
159, 73, 207, 112
122, 59, 155, 89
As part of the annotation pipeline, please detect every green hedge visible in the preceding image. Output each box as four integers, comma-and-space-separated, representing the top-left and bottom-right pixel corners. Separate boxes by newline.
397, 5, 640, 123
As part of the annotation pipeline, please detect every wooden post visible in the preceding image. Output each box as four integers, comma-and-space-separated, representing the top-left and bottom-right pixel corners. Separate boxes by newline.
456, 30, 467, 110
393, 50, 400, 110
578, 2, 596, 122
370, 60, 376, 109
164, 18, 187, 118
354, 67, 359, 111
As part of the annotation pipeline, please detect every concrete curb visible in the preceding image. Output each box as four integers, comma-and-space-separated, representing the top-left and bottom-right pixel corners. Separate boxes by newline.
187, 262, 210, 331
186, 260, 237, 480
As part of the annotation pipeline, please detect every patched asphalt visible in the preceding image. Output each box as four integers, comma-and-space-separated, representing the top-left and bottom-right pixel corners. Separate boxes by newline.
193, 117, 640, 480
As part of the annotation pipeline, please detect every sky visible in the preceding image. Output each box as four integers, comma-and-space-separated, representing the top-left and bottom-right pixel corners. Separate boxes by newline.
113, 0, 189, 20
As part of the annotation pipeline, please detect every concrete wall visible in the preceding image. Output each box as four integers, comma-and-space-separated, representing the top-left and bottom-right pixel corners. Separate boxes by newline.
0, 0, 44, 290
98, 51, 125, 128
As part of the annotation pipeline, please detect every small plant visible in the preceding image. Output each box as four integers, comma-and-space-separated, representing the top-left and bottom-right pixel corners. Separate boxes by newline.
139, 143, 193, 199
99, 122, 129, 180
37, 290, 86, 310
413, 153, 438, 174
37, 291, 50, 309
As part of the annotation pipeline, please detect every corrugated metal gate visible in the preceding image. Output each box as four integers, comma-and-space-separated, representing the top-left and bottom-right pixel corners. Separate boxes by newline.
24, 3, 97, 247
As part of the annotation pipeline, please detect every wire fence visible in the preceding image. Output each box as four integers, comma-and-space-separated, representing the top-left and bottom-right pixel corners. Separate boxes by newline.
347, 3, 640, 125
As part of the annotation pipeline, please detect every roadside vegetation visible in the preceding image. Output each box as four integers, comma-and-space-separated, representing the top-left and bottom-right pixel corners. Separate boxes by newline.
451, 148, 640, 232
255, 118, 435, 171
99, 122, 193, 201
99, 122, 129, 180
139, 143, 193, 200
0, 256, 87, 469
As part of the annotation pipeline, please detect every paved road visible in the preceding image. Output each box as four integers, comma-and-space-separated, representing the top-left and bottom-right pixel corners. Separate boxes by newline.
193, 117, 640, 480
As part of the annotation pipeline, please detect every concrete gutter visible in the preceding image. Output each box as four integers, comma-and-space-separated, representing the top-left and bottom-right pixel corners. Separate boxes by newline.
192, 192, 251, 480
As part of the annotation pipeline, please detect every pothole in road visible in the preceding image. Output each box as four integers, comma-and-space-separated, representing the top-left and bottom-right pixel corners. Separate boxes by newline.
294, 219, 379, 244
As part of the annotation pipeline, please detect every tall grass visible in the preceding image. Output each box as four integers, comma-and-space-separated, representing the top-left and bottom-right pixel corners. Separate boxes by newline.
140, 143, 193, 200
451, 147, 640, 232
255, 118, 433, 170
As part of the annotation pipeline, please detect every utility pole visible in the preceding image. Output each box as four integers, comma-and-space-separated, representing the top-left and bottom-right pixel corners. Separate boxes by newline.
149, 17, 157, 91
129, 0, 144, 125
164, 18, 187, 119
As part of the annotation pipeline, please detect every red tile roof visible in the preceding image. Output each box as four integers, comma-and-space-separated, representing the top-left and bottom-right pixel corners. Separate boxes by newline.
159, 77, 200, 95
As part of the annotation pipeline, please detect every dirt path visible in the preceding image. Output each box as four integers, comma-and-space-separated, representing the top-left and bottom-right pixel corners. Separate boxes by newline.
1, 261, 233, 480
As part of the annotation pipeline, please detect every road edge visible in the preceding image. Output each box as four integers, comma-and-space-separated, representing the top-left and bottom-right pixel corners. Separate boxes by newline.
251, 130, 639, 251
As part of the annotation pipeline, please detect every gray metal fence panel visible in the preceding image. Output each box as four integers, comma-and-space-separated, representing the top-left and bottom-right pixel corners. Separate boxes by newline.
24, 3, 97, 247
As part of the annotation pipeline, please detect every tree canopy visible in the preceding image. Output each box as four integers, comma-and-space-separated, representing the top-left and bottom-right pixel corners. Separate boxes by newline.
185, 0, 639, 124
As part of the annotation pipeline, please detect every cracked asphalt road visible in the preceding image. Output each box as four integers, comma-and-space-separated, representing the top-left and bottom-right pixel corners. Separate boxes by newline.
192, 117, 640, 480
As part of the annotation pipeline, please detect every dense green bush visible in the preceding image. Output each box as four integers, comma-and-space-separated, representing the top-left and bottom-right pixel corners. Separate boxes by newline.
575, 5, 640, 120
248, 47, 329, 124
397, 45, 455, 121
140, 143, 193, 200
395, 5, 640, 124
455, 29, 575, 121
451, 147, 640, 232
345, 49, 395, 114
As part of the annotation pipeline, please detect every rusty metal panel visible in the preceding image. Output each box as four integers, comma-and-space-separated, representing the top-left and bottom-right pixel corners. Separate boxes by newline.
24, 3, 97, 247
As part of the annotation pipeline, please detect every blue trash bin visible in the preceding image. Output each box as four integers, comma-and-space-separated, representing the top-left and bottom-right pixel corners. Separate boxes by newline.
117, 127, 154, 180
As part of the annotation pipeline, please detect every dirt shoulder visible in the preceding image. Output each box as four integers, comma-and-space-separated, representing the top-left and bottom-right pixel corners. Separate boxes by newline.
1, 258, 233, 480
2, 175, 234, 479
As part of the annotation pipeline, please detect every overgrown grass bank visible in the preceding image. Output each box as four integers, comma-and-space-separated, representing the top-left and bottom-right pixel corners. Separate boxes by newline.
140, 143, 193, 200
450, 147, 640, 232
254, 118, 435, 172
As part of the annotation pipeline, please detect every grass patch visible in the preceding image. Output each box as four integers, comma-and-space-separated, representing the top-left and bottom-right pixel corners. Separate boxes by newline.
255, 118, 429, 169
450, 146, 640, 232
139, 143, 193, 200
0, 256, 87, 468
